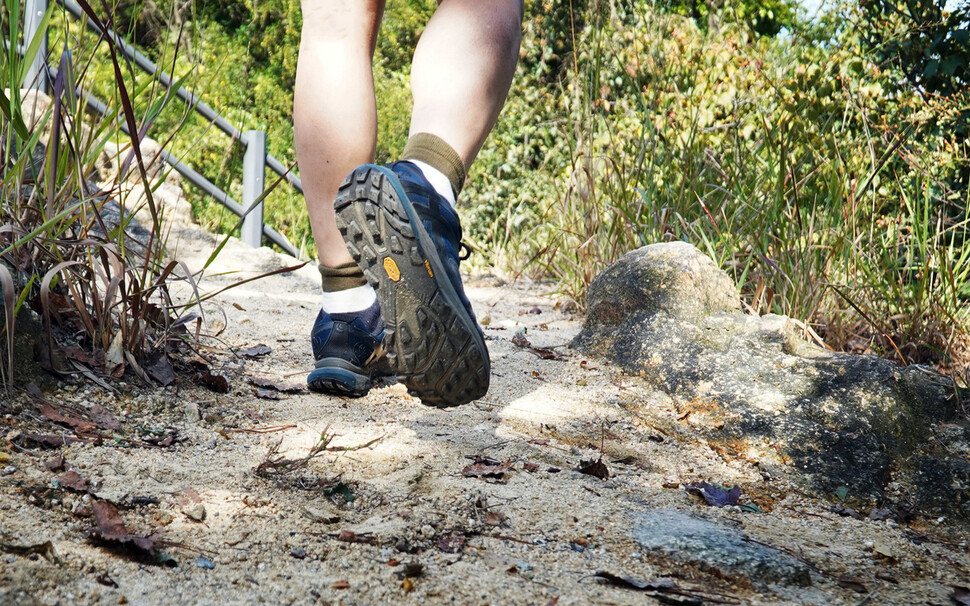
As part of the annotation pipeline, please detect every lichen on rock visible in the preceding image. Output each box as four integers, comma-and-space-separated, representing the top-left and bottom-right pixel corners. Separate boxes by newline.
573, 242, 969, 518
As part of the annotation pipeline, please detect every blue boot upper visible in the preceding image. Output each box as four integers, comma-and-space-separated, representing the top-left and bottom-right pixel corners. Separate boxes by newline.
388, 161, 476, 322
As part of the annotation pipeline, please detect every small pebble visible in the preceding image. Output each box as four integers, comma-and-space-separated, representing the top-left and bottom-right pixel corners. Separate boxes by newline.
183, 503, 207, 522
195, 556, 215, 569
303, 506, 339, 524
291, 548, 307, 559
184, 402, 201, 423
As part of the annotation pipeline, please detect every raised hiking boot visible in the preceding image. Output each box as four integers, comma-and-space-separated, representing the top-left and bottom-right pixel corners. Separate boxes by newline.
334, 161, 490, 407
307, 303, 389, 398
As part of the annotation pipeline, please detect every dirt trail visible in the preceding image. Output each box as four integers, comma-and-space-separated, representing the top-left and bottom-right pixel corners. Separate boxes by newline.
2, 214, 969, 605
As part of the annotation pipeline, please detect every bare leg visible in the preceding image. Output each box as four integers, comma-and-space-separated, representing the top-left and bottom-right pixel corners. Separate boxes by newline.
294, 0, 384, 267
409, 0, 523, 173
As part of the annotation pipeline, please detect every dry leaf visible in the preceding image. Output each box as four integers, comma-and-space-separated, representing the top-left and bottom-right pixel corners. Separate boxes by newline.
144, 351, 176, 387
40, 403, 96, 434
193, 372, 230, 393
87, 404, 122, 432
105, 332, 125, 375
437, 532, 466, 554
57, 470, 90, 492
577, 458, 610, 480
238, 344, 272, 357
87, 501, 173, 566
511, 331, 563, 360
462, 455, 511, 479
21, 434, 87, 448
249, 377, 305, 393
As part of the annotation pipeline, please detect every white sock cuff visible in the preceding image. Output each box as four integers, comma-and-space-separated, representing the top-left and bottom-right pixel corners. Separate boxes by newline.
409, 159, 458, 209
320, 284, 377, 314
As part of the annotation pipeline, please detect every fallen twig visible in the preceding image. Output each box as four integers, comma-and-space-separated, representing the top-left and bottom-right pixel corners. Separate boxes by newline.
486, 534, 536, 545
254, 426, 383, 477
225, 425, 297, 434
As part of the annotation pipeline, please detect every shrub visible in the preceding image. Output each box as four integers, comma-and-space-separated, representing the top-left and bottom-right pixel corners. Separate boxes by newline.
1, 0, 190, 388
477, 0, 969, 369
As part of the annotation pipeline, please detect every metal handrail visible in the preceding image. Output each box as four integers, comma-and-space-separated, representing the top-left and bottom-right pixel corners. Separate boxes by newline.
22, 0, 305, 258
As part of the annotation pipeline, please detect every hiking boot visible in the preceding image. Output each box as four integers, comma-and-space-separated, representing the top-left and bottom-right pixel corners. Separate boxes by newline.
307, 303, 388, 397
334, 161, 490, 407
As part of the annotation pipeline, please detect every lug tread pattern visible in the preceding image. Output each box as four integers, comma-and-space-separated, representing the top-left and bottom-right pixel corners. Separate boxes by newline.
307, 376, 370, 398
334, 166, 489, 406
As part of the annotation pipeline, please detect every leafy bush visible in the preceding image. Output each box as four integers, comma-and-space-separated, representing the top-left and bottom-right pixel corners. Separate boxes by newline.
480, 0, 969, 369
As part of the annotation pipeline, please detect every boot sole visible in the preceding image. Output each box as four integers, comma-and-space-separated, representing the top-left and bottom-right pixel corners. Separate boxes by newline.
308, 358, 372, 398
334, 165, 490, 407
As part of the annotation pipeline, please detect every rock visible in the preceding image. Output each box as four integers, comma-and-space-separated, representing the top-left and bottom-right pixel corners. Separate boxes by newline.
184, 402, 201, 424
97, 135, 167, 184
349, 513, 409, 542
182, 503, 206, 522
632, 509, 812, 588
0, 261, 48, 387
18, 88, 53, 134
573, 243, 968, 517
304, 504, 340, 524
583, 241, 739, 328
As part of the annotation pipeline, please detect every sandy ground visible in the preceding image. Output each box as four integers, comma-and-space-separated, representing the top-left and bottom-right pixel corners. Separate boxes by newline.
2, 212, 969, 605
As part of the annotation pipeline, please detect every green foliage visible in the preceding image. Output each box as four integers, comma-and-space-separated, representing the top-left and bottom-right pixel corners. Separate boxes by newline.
857, 0, 969, 196
478, 0, 969, 366
1, 0, 189, 388
859, 0, 969, 97
661, 0, 799, 36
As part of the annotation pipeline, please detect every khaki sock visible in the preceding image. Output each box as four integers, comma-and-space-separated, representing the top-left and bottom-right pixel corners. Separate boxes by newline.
402, 133, 466, 197
318, 262, 367, 292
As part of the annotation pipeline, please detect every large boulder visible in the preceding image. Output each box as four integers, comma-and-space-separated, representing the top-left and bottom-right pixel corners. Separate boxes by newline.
573, 242, 969, 518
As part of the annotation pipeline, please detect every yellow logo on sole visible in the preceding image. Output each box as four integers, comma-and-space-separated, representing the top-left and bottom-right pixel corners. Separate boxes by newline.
424, 260, 433, 278
383, 257, 401, 282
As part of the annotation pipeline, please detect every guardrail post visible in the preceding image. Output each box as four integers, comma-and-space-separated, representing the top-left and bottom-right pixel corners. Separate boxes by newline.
241, 130, 266, 248
23, 0, 49, 93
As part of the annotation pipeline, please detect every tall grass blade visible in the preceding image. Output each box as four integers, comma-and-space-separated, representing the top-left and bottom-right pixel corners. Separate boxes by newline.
0, 264, 14, 389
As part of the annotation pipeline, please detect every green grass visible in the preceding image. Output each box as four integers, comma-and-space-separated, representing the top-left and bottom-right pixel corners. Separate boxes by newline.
0, 0, 206, 389
501, 2, 970, 370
